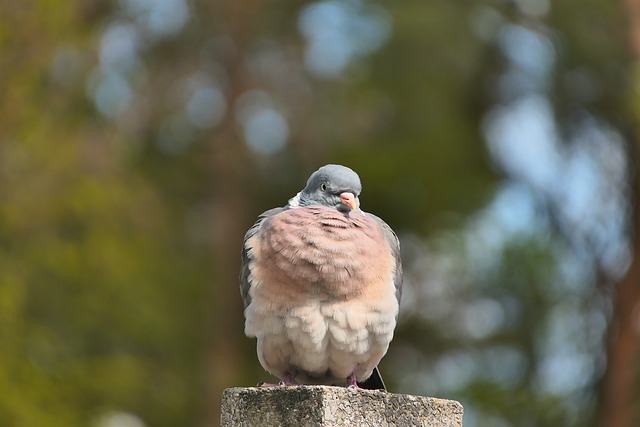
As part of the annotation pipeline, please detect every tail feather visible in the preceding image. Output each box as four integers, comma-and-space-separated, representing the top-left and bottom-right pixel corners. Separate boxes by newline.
357, 366, 386, 390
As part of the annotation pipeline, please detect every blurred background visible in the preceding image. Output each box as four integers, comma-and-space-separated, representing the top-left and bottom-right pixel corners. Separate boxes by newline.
1, 1, 639, 426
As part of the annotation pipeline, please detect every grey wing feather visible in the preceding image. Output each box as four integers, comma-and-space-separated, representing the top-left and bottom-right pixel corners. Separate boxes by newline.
240, 207, 286, 309
368, 213, 403, 305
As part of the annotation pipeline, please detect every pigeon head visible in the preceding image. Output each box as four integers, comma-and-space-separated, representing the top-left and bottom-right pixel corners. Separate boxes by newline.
293, 164, 362, 213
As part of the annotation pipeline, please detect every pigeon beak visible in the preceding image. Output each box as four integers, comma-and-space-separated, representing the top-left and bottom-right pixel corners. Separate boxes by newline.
340, 192, 357, 211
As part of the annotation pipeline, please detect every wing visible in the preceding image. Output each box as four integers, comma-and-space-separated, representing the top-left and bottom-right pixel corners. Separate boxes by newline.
240, 207, 287, 309
368, 213, 403, 305
363, 214, 402, 392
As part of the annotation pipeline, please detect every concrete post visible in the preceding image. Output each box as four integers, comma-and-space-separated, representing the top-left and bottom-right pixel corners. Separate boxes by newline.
221, 386, 463, 426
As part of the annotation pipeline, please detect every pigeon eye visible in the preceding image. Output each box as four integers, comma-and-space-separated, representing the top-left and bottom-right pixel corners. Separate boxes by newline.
320, 183, 327, 191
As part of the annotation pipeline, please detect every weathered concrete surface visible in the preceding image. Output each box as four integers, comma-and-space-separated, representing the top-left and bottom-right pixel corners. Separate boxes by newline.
221, 386, 463, 427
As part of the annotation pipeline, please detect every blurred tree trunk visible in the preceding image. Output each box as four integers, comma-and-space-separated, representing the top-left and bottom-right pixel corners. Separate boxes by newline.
202, 2, 261, 426
598, 196, 640, 427
597, 3, 640, 426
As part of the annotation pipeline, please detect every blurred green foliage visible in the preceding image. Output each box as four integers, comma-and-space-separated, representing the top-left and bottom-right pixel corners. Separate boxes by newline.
0, 1, 636, 427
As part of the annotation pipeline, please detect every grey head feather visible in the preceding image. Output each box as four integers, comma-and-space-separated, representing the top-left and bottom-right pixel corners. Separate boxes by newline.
292, 164, 362, 212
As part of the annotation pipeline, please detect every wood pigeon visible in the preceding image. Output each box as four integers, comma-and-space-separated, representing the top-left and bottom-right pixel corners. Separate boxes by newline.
240, 164, 402, 390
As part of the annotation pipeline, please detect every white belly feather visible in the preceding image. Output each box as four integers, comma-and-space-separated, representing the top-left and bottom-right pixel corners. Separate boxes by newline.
245, 294, 398, 384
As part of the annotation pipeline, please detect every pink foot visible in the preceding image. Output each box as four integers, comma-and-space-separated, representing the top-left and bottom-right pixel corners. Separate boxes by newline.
346, 374, 360, 388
